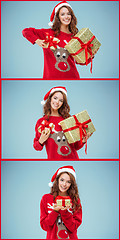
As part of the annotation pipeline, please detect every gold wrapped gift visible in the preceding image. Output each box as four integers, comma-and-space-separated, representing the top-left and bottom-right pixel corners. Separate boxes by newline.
59, 110, 96, 144
56, 199, 62, 206
65, 28, 101, 64
65, 199, 71, 206
55, 196, 72, 207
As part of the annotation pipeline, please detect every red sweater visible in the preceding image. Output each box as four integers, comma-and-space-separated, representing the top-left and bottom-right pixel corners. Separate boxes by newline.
40, 194, 82, 239
22, 28, 80, 79
33, 116, 84, 159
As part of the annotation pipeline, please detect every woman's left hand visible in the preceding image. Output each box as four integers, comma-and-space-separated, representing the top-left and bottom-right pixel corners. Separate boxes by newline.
82, 132, 92, 143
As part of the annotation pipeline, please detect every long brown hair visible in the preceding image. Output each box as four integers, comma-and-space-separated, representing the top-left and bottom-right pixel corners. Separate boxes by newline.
43, 91, 71, 120
50, 172, 81, 212
52, 6, 78, 37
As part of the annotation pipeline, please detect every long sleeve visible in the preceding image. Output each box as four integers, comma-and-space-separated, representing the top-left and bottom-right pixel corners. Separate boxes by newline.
71, 140, 84, 151
22, 27, 46, 44
33, 118, 44, 151
59, 205, 82, 233
40, 195, 59, 231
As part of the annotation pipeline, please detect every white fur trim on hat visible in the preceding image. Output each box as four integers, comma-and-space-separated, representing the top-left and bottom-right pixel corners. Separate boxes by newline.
57, 167, 76, 179
50, 87, 67, 96
55, 2, 72, 14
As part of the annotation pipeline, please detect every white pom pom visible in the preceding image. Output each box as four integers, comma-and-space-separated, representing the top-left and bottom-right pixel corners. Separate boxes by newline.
41, 100, 45, 105
48, 182, 53, 187
48, 21, 53, 27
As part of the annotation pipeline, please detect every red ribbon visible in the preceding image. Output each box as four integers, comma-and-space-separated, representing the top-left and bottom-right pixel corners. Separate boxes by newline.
45, 32, 58, 49
71, 35, 95, 73
63, 115, 91, 154
38, 120, 53, 133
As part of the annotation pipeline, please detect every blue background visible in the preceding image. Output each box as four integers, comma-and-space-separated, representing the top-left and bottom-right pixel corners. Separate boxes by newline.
1, 161, 119, 239
1, 1, 119, 78
2, 80, 119, 159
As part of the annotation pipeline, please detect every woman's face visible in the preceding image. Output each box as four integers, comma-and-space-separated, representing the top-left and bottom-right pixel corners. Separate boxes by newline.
51, 92, 63, 111
58, 173, 71, 195
59, 7, 71, 26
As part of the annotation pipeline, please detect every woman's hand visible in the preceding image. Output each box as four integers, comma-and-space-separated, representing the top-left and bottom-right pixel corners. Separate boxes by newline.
53, 203, 72, 212
39, 127, 51, 145
82, 132, 92, 143
35, 39, 48, 48
53, 204, 63, 212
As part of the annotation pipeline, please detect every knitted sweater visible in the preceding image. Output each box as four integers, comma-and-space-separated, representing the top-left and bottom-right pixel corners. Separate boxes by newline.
33, 116, 84, 159
22, 28, 80, 79
40, 193, 82, 239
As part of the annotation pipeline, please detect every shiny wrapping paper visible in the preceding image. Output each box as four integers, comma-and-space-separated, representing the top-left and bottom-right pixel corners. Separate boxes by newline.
65, 28, 101, 64
59, 110, 96, 144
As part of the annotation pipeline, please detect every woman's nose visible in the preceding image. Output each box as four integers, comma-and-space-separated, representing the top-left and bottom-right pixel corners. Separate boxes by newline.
63, 182, 66, 186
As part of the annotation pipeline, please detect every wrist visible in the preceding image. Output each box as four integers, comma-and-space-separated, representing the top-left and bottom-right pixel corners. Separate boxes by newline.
39, 139, 44, 145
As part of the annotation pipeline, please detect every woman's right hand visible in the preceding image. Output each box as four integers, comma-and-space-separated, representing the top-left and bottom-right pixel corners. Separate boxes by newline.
39, 127, 51, 145
35, 39, 48, 48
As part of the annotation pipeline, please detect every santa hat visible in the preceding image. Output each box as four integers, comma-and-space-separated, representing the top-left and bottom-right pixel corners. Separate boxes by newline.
48, 166, 76, 187
48, 1, 72, 27
41, 86, 67, 105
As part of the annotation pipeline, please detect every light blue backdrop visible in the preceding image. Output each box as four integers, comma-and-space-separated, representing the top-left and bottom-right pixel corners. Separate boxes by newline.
1, 161, 119, 239
2, 80, 119, 159
1, 1, 119, 78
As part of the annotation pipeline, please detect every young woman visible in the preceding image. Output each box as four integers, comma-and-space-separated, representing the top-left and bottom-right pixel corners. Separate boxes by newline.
40, 165, 82, 239
33, 86, 90, 159
22, 1, 86, 79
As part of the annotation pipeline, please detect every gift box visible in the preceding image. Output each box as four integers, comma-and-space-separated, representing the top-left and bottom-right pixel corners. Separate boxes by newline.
65, 28, 101, 72
44, 32, 60, 50
55, 196, 72, 207
38, 120, 55, 133
59, 110, 96, 145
